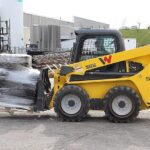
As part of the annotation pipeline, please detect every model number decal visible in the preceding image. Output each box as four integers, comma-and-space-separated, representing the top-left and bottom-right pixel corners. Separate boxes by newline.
86, 63, 96, 69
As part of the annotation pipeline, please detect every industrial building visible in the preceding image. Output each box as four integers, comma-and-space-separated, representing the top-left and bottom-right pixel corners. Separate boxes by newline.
23, 13, 109, 50
24, 13, 109, 40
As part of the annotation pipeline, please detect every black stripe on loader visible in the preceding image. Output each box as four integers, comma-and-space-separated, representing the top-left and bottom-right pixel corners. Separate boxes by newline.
99, 58, 105, 65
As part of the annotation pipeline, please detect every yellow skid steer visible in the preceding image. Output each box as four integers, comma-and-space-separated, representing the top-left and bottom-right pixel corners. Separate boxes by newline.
39, 30, 150, 122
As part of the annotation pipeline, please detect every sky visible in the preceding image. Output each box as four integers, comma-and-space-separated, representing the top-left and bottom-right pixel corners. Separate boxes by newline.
23, 0, 150, 29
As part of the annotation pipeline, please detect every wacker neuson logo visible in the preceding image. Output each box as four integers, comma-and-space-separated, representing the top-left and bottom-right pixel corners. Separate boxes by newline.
99, 55, 112, 64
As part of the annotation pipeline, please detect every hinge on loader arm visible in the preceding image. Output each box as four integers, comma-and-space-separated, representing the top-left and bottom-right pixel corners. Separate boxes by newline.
60, 66, 74, 76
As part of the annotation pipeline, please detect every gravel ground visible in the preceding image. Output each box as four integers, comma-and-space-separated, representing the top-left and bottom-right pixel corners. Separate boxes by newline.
0, 109, 150, 150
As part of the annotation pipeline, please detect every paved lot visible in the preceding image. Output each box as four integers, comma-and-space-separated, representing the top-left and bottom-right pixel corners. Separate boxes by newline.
0, 110, 150, 150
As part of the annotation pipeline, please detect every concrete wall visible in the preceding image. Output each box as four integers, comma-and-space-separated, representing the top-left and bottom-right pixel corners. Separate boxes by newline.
30, 25, 61, 51
24, 13, 74, 27
24, 13, 74, 40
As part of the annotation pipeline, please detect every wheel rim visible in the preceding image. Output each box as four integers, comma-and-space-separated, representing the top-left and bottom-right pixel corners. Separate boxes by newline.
61, 94, 82, 115
111, 95, 133, 116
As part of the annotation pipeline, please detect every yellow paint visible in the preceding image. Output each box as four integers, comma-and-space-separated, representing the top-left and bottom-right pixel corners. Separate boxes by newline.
49, 45, 150, 110
126, 61, 129, 72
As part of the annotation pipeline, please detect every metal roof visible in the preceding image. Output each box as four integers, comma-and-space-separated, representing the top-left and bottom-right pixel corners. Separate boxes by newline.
75, 29, 122, 37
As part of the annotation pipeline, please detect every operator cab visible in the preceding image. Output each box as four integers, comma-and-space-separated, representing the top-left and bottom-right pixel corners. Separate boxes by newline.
71, 29, 125, 63
70, 29, 126, 81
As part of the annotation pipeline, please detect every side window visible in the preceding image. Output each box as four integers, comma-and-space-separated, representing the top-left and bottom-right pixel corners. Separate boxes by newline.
80, 36, 117, 61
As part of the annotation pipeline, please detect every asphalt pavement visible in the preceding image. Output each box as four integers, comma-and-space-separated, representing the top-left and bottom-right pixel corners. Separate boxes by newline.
0, 110, 150, 150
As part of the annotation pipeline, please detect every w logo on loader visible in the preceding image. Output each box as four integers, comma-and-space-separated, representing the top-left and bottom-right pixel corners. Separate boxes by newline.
99, 55, 112, 64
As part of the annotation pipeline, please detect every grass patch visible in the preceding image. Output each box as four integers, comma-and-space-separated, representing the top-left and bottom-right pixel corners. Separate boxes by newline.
120, 29, 150, 47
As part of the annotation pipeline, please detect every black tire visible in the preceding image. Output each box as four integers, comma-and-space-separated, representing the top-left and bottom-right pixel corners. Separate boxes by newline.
104, 86, 141, 123
54, 85, 89, 122
35, 80, 47, 111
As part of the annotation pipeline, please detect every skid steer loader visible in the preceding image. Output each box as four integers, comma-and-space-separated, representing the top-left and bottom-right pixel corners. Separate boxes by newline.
35, 29, 150, 123
1, 29, 150, 123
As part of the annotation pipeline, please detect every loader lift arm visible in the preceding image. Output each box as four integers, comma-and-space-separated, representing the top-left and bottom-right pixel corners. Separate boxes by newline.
61, 45, 150, 78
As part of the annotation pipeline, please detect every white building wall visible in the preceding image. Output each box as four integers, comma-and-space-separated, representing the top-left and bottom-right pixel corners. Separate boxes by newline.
124, 38, 136, 50
0, 0, 24, 48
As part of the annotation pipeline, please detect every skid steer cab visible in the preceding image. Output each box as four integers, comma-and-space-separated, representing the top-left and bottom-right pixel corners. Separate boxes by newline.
37, 29, 150, 123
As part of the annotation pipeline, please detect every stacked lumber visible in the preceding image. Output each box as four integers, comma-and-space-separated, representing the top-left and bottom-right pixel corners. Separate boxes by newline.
0, 54, 40, 106
32, 51, 70, 68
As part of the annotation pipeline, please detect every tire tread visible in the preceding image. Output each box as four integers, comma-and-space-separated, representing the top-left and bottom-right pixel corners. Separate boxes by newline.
54, 85, 89, 122
104, 86, 141, 123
